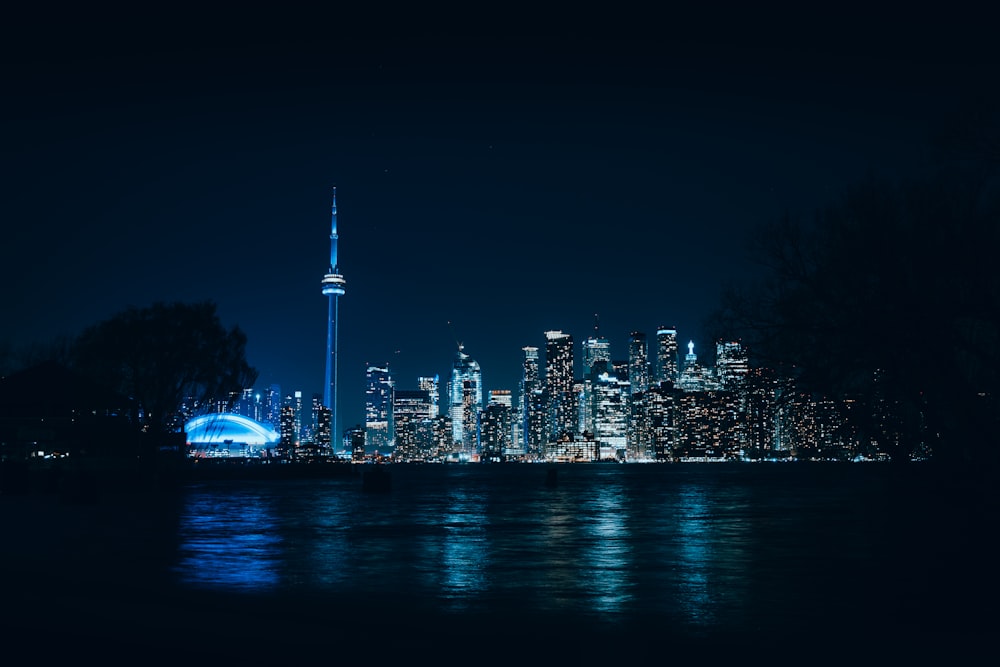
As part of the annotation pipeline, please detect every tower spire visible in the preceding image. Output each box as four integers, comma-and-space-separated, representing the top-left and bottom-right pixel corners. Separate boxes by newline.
329, 186, 339, 273
322, 186, 347, 449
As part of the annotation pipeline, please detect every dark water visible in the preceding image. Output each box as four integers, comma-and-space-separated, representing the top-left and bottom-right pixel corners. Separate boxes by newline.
5, 462, 996, 662
172, 464, 992, 634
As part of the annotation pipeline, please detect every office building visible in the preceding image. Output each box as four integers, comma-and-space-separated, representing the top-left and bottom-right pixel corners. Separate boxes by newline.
544, 330, 575, 440
365, 364, 394, 454
655, 327, 678, 385
449, 345, 482, 453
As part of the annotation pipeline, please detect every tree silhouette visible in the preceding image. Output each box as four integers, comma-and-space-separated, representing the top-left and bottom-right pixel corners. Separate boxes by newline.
70, 301, 258, 437
710, 151, 999, 465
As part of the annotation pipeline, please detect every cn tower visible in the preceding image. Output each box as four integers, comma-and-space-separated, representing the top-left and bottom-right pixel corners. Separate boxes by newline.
321, 186, 346, 446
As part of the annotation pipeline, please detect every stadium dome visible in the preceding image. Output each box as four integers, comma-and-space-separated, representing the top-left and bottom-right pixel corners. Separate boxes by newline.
185, 413, 279, 457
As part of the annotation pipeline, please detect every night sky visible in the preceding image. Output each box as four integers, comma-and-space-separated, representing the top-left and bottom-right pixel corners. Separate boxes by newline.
2, 8, 995, 434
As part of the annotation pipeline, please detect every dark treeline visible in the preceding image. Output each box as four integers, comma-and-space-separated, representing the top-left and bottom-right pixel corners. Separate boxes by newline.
0, 301, 257, 471
708, 95, 1000, 468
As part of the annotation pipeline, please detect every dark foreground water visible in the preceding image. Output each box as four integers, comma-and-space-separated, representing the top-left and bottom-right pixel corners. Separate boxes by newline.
3, 462, 997, 663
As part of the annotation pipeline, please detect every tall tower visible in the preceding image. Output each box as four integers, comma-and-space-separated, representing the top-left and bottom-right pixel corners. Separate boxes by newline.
544, 330, 575, 440
628, 331, 649, 395
449, 345, 483, 454
656, 326, 678, 385
322, 187, 347, 445
365, 364, 394, 454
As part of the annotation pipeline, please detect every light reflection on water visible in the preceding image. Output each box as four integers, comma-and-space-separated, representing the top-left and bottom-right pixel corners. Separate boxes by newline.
171, 464, 889, 632
440, 486, 489, 608
174, 489, 283, 591
580, 479, 631, 613
676, 484, 713, 624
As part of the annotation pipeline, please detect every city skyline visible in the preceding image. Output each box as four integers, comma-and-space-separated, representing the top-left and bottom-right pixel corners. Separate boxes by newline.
3, 12, 995, 435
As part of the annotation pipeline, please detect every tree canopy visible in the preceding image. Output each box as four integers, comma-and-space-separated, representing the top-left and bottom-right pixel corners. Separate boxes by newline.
710, 125, 1000, 465
70, 301, 258, 435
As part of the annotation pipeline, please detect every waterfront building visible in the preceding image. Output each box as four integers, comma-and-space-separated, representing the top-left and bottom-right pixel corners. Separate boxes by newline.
393, 389, 432, 462
544, 430, 597, 463
544, 330, 575, 440
279, 405, 295, 457
576, 378, 590, 434
429, 413, 453, 460
519, 346, 542, 459
627, 389, 651, 461
480, 390, 512, 462
315, 404, 332, 455
744, 367, 777, 457
287, 391, 303, 444
365, 364, 394, 454
525, 389, 547, 461
449, 345, 482, 453
647, 382, 683, 460
628, 331, 650, 395
591, 371, 630, 459
185, 413, 280, 458
345, 425, 365, 462
676, 391, 741, 459
655, 327, 679, 385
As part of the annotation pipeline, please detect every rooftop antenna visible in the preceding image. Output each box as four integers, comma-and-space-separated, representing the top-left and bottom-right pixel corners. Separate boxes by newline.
594, 312, 600, 338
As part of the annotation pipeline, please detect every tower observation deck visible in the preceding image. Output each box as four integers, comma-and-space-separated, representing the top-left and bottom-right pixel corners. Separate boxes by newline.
322, 187, 346, 444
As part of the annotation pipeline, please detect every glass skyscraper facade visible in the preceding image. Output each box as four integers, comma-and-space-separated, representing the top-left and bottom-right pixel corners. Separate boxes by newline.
480, 390, 512, 462
365, 364, 394, 454
656, 327, 678, 385
449, 345, 482, 453
417, 375, 440, 418
392, 389, 431, 462
628, 331, 649, 396
716, 340, 749, 391
544, 330, 574, 440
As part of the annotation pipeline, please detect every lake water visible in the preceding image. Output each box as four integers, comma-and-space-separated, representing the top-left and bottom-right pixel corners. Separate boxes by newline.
3, 462, 996, 662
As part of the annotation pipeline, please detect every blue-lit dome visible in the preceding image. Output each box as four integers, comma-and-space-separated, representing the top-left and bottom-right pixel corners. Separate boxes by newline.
185, 413, 279, 457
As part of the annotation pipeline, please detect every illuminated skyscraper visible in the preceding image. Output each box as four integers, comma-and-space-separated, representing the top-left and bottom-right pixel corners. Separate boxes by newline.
315, 404, 331, 455
716, 340, 750, 391
292, 391, 303, 443
656, 326, 678, 385
279, 405, 296, 455
449, 345, 482, 453
592, 371, 630, 457
265, 383, 282, 431
480, 390, 512, 462
519, 346, 540, 457
321, 187, 347, 444
365, 364, 394, 454
417, 375, 440, 418
544, 330, 575, 440
393, 389, 431, 462
628, 331, 650, 395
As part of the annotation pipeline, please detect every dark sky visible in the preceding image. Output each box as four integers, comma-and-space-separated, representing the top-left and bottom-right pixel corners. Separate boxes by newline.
2, 7, 995, 434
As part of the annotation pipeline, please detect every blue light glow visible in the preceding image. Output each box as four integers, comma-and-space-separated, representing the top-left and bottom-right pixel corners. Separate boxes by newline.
185, 413, 280, 446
